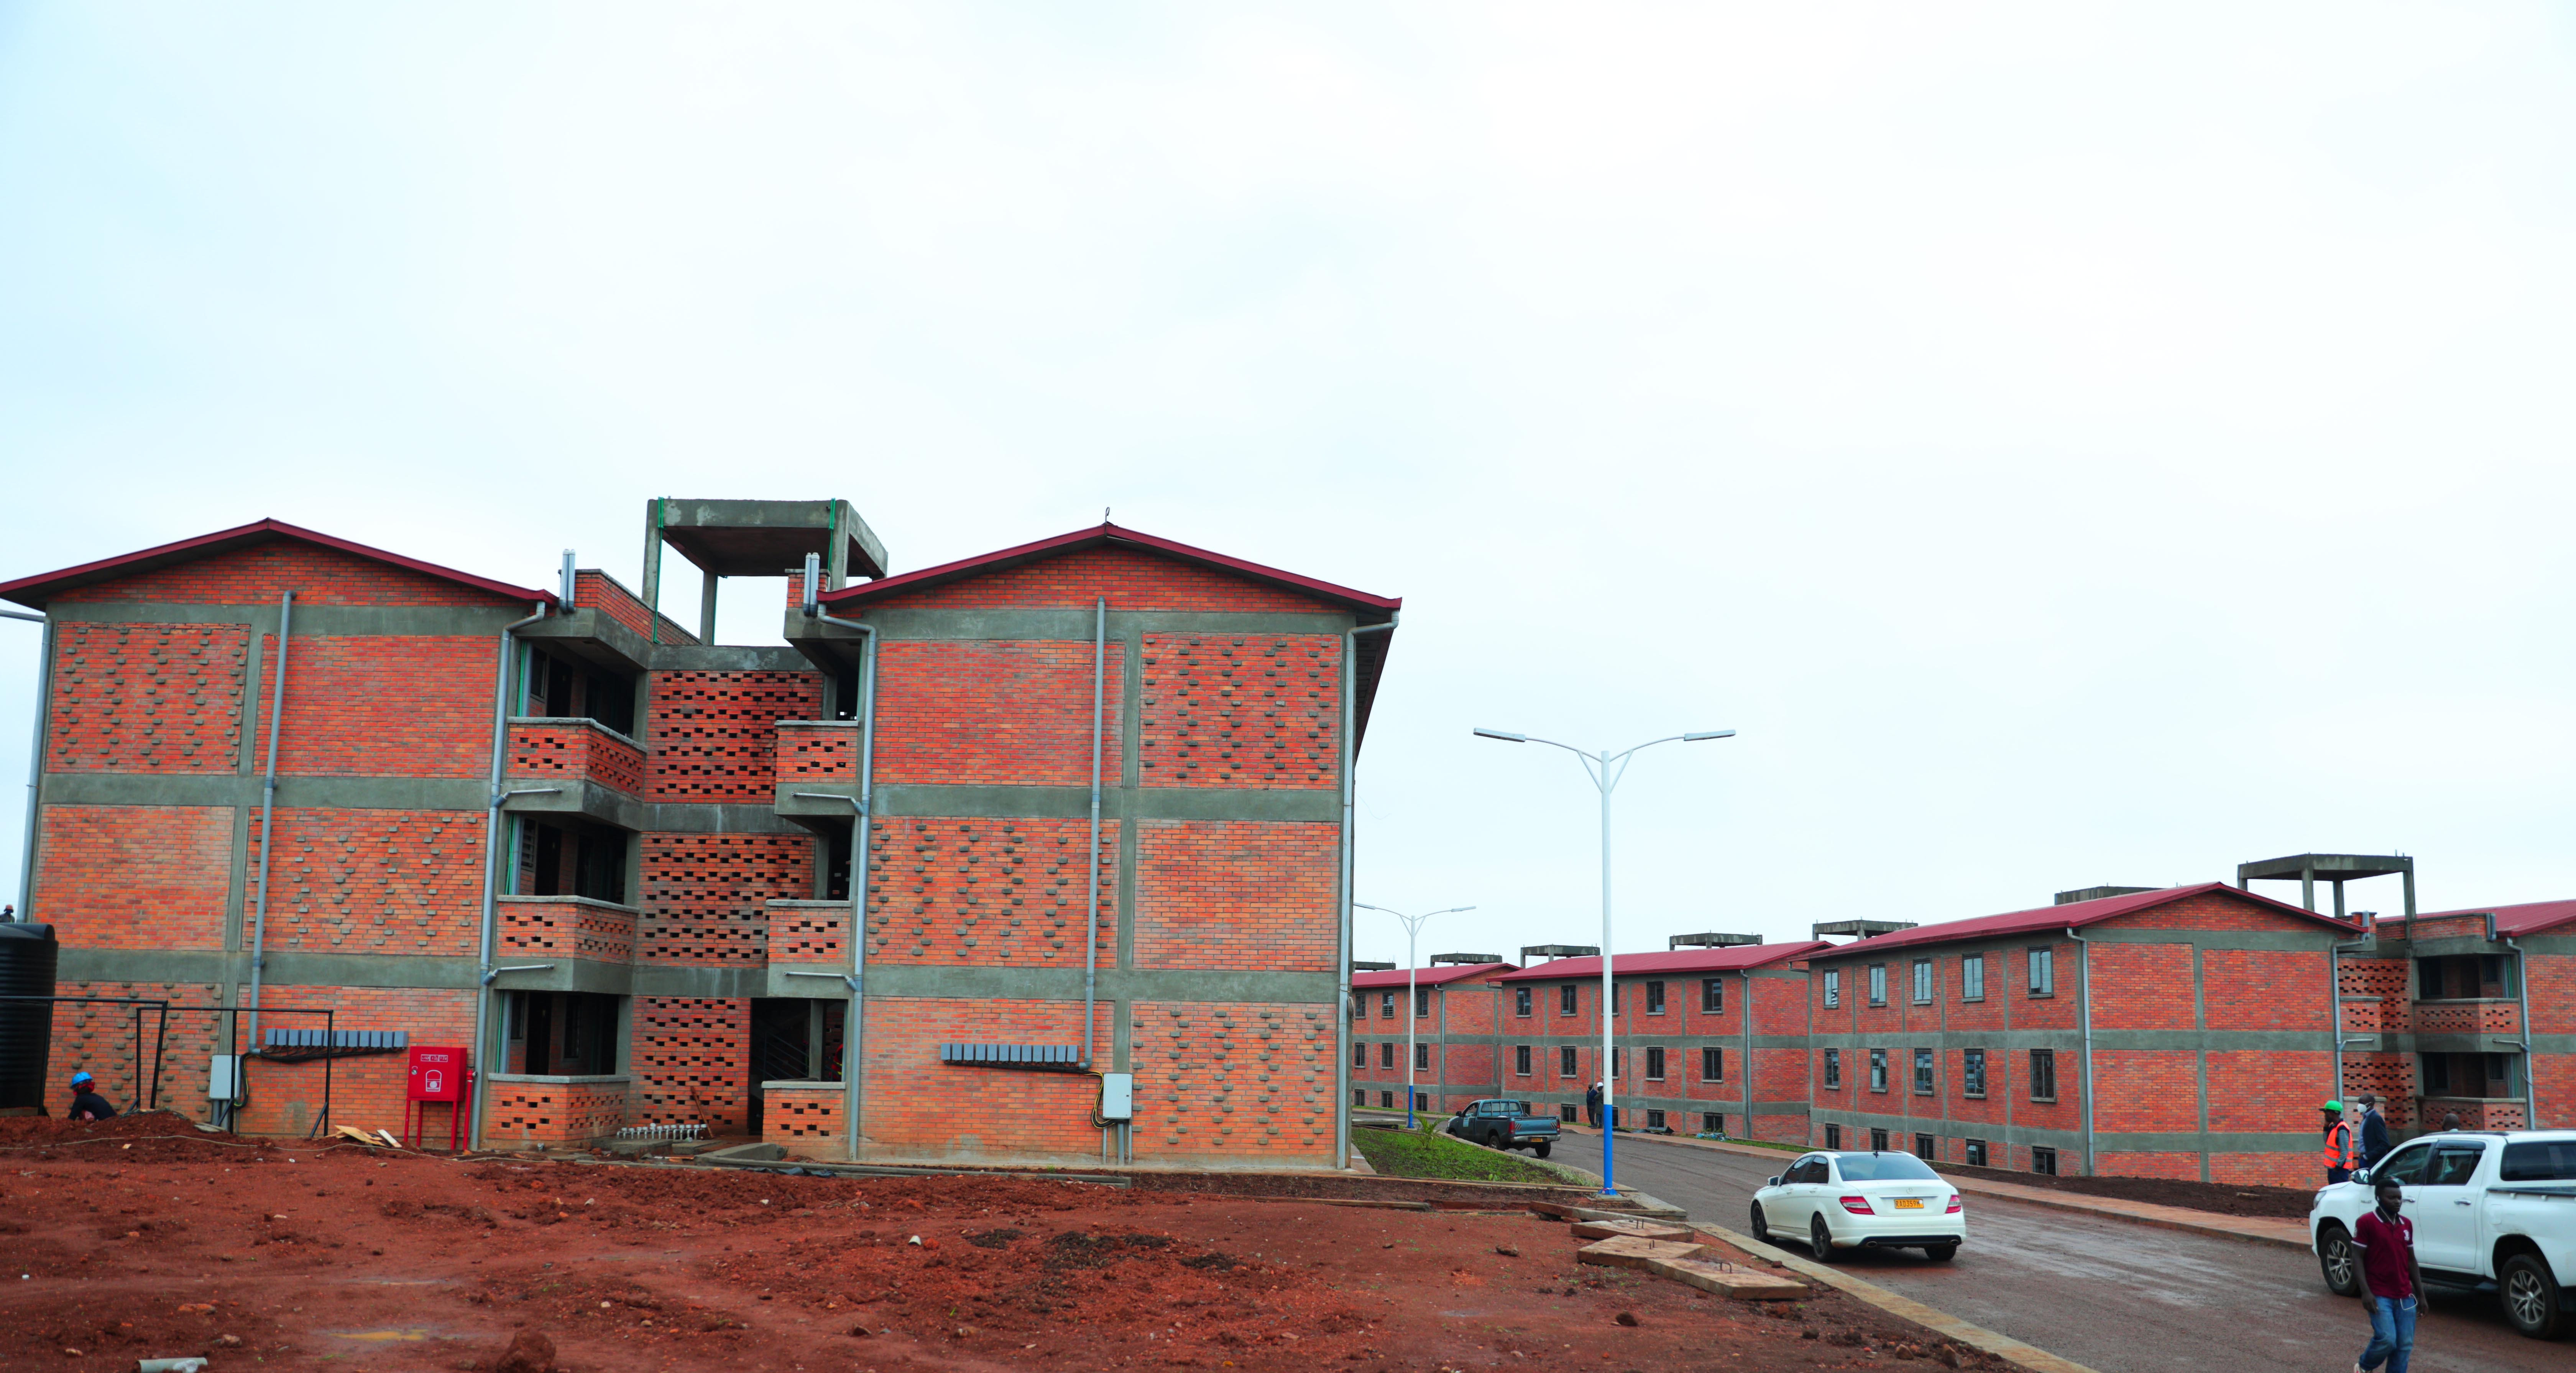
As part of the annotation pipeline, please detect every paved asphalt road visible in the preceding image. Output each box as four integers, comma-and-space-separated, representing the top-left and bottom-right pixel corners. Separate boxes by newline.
1587, 1131, 2565, 1373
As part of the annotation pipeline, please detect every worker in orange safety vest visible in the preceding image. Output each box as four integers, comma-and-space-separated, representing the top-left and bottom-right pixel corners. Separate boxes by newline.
2322, 1099, 2361, 1184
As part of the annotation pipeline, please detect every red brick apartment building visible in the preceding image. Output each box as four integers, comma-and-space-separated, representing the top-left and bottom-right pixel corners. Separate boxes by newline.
2340, 899, 2576, 1136
3, 501, 1400, 1169
1348, 961, 1516, 1113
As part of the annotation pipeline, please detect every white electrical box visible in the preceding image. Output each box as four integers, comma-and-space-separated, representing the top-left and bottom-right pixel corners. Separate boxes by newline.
1098, 1071, 1134, 1121
208, 1055, 243, 1103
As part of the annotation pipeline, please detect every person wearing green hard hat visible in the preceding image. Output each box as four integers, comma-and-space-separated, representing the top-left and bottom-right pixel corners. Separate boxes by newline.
2321, 1098, 2359, 1184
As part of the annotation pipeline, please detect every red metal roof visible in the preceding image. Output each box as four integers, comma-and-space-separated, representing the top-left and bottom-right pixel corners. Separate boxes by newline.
1799, 883, 2360, 962
1351, 963, 1521, 991
2395, 899, 2576, 939
1490, 941, 1833, 982
0, 518, 558, 610
816, 521, 1401, 615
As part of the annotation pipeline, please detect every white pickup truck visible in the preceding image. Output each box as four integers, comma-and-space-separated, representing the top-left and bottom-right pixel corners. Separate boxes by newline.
2310, 1130, 2576, 1339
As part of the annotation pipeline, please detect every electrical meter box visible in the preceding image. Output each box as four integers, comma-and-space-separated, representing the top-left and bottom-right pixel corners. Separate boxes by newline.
208, 1055, 243, 1103
407, 1045, 466, 1102
1098, 1071, 1135, 1121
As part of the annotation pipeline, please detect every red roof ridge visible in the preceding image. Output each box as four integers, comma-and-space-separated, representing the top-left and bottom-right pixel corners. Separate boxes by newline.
0, 517, 557, 610
1490, 940, 1834, 981
1350, 963, 1522, 989
1800, 882, 2361, 959
2395, 898, 2576, 938
817, 521, 1401, 614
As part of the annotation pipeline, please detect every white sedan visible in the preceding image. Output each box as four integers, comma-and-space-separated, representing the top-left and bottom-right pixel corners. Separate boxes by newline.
1750, 1149, 1965, 1262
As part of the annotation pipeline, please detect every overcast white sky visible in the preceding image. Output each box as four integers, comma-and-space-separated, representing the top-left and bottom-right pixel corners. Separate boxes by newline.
5, 4, 2573, 964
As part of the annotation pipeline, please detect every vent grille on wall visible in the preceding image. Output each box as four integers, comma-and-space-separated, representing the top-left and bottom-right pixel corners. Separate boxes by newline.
939, 1042, 1082, 1071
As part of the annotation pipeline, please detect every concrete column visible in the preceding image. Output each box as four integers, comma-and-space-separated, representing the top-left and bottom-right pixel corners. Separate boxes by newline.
697, 570, 719, 645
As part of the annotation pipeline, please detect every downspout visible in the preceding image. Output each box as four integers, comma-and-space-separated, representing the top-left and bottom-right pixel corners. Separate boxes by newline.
467, 601, 552, 1152
1086, 597, 1103, 1071
2067, 927, 2095, 1176
2504, 922, 2536, 1130
11, 607, 51, 921
805, 561, 878, 1163
248, 593, 294, 1043
2328, 920, 2377, 1128
1742, 967, 1754, 1138
1334, 613, 1398, 1169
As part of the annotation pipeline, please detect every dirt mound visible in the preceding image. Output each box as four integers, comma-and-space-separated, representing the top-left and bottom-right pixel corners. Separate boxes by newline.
0, 1111, 288, 1164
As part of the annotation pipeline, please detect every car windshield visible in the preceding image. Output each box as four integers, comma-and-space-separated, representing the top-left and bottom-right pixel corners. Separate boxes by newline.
2500, 1140, 2576, 1182
1837, 1152, 1940, 1182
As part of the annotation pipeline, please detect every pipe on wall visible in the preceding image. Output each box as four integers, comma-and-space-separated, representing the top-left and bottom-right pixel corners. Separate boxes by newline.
13, 608, 51, 921
467, 602, 552, 1152
805, 564, 879, 1164
1085, 597, 1103, 1071
2328, 924, 2376, 1125
2505, 931, 2537, 1129
1333, 614, 1397, 1170
2066, 926, 2095, 1176
247, 592, 295, 1044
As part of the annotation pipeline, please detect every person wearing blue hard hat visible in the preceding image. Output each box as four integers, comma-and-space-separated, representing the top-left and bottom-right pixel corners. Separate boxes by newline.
66, 1070, 116, 1121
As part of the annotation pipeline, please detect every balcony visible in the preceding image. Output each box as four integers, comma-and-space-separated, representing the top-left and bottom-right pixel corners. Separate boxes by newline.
762, 1080, 845, 1155
2410, 1000, 2520, 1037
773, 720, 863, 828
2420, 1095, 2528, 1131
496, 895, 639, 964
508, 717, 646, 796
764, 899, 852, 997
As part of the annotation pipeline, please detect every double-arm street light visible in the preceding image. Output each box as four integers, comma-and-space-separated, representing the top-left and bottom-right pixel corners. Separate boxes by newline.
1355, 902, 1475, 1128
1473, 727, 1734, 1197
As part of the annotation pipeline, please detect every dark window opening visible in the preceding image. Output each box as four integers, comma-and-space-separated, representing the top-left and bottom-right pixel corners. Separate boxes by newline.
1702, 1112, 1724, 1134
1963, 1048, 1987, 1097
749, 996, 845, 1089
1514, 1045, 1532, 1076
1645, 981, 1666, 1014
2029, 1048, 2058, 1102
1822, 1048, 1841, 1088
1702, 1047, 1724, 1082
524, 646, 637, 737
1414, 1042, 1429, 1070
833, 665, 862, 722
1869, 1128, 1890, 1151
1644, 1047, 1666, 1080
516, 819, 629, 905
1559, 1046, 1577, 1078
1965, 1139, 1988, 1167
1913, 1048, 1935, 1095
1379, 1042, 1395, 1069
1702, 978, 1724, 1014
1560, 984, 1579, 1015
1515, 986, 1532, 1017
503, 991, 622, 1076
1381, 1092, 1394, 1108
2031, 1146, 2058, 1176
1645, 1109, 1667, 1130
1824, 1124, 1843, 1149
1561, 1104, 1579, 1122
1414, 988, 1429, 1018
1914, 1133, 1935, 1159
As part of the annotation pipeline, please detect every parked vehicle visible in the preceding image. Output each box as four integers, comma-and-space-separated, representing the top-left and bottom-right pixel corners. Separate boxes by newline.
1750, 1150, 1963, 1262
2310, 1130, 2576, 1340
1443, 1099, 1558, 1157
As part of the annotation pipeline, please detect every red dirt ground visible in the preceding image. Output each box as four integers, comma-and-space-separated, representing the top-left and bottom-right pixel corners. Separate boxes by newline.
0, 1114, 2002, 1372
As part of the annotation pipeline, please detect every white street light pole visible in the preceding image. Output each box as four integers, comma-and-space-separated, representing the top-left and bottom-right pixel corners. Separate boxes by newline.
1473, 726, 1733, 1197
1356, 902, 1475, 1129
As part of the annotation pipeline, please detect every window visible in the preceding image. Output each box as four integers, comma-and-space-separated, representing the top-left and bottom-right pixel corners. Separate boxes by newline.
2375, 1144, 2431, 1186
1962, 954, 1986, 1002
1965, 1139, 1988, 1167
1646, 981, 1667, 1015
1868, 965, 1888, 1006
1822, 1048, 1840, 1088
2426, 1143, 2486, 1187
515, 819, 629, 905
2027, 947, 2054, 997
1515, 986, 1532, 1017
1963, 1048, 1987, 1098
1840, 1152, 1939, 1181
1823, 1124, 1843, 1149
2487, 1052, 2513, 1088
2500, 1140, 2576, 1182
2029, 1048, 2057, 1102
2423, 1053, 2452, 1094
501, 991, 621, 1075
1560, 985, 1579, 1015
1914, 1133, 1936, 1159
1702, 978, 1724, 1014
523, 646, 637, 737
1612, 983, 1623, 1014
1701, 1047, 1723, 1083
1912, 1049, 1934, 1095
1702, 1112, 1724, 1134
1351, 1041, 1366, 1067
1414, 1042, 1429, 1070
1870, 1128, 1890, 1151
1560, 1104, 1578, 1122
1912, 960, 1933, 1004
2031, 1146, 2058, 1176
1822, 969, 1841, 1009
1414, 1092, 1428, 1112
1414, 987, 1429, 1018
1559, 1046, 1578, 1078
1352, 1089, 1365, 1105
1613, 1047, 1627, 1078
1644, 1047, 1666, 1080
1869, 1049, 1889, 1093
1514, 1045, 1532, 1077
1379, 1042, 1395, 1069
1645, 1109, 1667, 1130
1380, 1092, 1394, 1108
1380, 992, 1395, 1018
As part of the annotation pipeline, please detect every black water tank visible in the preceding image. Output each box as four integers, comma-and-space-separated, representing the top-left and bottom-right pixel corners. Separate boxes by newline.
0, 922, 60, 1111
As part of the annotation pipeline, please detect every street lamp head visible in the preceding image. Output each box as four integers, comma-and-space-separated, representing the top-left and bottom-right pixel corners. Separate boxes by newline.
1354, 902, 1391, 914
1682, 730, 1737, 742
1472, 727, 1527, 743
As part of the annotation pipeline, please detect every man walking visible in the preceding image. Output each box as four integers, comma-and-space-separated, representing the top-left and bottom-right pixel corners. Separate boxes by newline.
2358, 1093, 2392, 1168
66, 1070, 116, 1121
2353, 1175, 2421, 1373
2321, 1100, 2359, 1184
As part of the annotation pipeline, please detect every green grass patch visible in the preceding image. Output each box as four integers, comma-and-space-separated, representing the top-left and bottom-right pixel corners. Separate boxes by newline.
1350, 1123, 1569, 1184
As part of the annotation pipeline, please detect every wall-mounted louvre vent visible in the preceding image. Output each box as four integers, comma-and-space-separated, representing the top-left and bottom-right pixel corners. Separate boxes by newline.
939, 1042, 1081, 1071
263, 1029, 409, 1050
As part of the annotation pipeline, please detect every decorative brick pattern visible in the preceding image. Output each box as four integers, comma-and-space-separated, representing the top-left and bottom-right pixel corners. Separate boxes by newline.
639, 833, 810, 964
773, 720, 859, 786
1138, 635, 1339, 788
855, 998, 1114, 1160
1133, 821, 1337, 972
47, 982, 228, 1119
252, 635, 498, 778
871, 641, 1125, 787
865, 818, 1114, 967
507, 718, 646, 795
248, 809, 485, 956
2340, 1054, 2415, 1125
573, 569, 698, 646
766, 901, 849, 966
2422, 1097, 2527, 1131
487, 1078, 632, 1145
46, 623, 250, 772
861, 546, 1331, 613
496, 896, 639, 962
34, 805, 233, 950
1131, 1000, 1337, 1161
55, 540, 519, 607
2411, 1001, 2520, 1035
2341, 959, 2408, 998
646, 671, 823, 801
763, 1085, 844, 1147
631, 997, 750, 1133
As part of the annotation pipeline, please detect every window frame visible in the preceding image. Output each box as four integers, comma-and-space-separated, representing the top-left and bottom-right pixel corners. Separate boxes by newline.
1514, 986, 1532, 1018
1822, 1047, 1841, 1089
1963, 1047, 1987, 1098
1912, 1047, 1935, 1096
1962, 953, 1986, 1002
1702, 1111, 1723, 1135
1645, 980, 1667, 1015
1914, 1132, 1935, 1159
1824, 1124, 1843, 1150
1351, 1041, 1366, 1067
1822, 968, 1841, 1009
1965, 1138, 1988, 1167
1644, 1046, 1666, 1081
1702, 978, 1724, 1014
1559, 984, 1579, 1016
1413, 987, 1429, 1018
1912, 959, 1934, 1005
1413, 1041, 1429, 1070
2027, 946, 2055, 998
1870, 1127, 1890, 1152
2029, 1047, 2058, 1103
1701, 1046, 1723, 1083
1558, 1045, 1578, 1079
1869, 1048, 1889, 1093
1380, 991, 1396, 1018
1868, 964, 1889, 1006
1514, 1044, 1533, 1077
1645, 1108, 1667, 1131
1379, 1041, 1395, 1069
2031, 1145, 2058, 1176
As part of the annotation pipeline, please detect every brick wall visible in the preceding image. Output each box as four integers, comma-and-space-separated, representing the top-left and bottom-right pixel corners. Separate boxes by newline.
1133, 821, 1336, 972
573, 569, 697, 646
645, 671, 823, 801
253, 635, 497, 778
764, 1085, 845, 1151
35, 805, 233, 949
856, 998, 1117, 1160
773, 720, 859, 787
55, 541, 520, 608
246, 809, 485, 957
859, 547, 1330, 614
631, 997, 750, 1133
1131, 1000, 1336, 1164
872, 641, 1125, 786
508, 719, 646, 795
2090, 944, 2194, 1029
866, 817, 1115, 968
487, 1078, 631, 1147
46, 981, 228, 1118
46, 623, 250, 772
765, 900, 848, 967
497, 896, 639, 963
227, 985, 476, 1139
638, 833, 811, 964
1138, 634, 1339, 789
2202, 949, 2331, 1030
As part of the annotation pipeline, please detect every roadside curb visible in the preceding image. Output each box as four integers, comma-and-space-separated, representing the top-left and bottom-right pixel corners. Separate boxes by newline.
1692, 1218, 2103, 1373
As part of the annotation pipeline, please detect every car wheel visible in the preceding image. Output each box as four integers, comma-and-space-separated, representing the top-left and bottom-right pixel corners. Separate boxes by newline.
1533, 1141, 1551, 1159
1924, 1244, 1957, 1263
2315, 1223, 2361, 1298
2500, 1252, 2567, 1340
1749, 1202, 1771, 1245
1809, 1215, 1839, 1262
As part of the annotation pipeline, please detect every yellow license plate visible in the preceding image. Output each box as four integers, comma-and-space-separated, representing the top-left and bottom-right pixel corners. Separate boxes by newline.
1894, 1198, 1925, 1210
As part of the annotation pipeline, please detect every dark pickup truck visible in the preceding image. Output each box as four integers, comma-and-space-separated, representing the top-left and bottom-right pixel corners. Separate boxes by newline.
1445, 1098, 1559, 1158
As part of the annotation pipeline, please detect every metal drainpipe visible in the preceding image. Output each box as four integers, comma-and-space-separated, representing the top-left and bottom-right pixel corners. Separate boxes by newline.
2505, 929, 2537, 1129
2328, 922, 2376, 1124
2067, 927, 2095, 1176
1334, 614, 1398, 1169
1085, 597, 1103, 1072
248, 593, 295, 1044
467, 602, 552, 1152
12, 607, 53, 921
804, 566, 878, 1164
1741, 968, 1753, 1137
